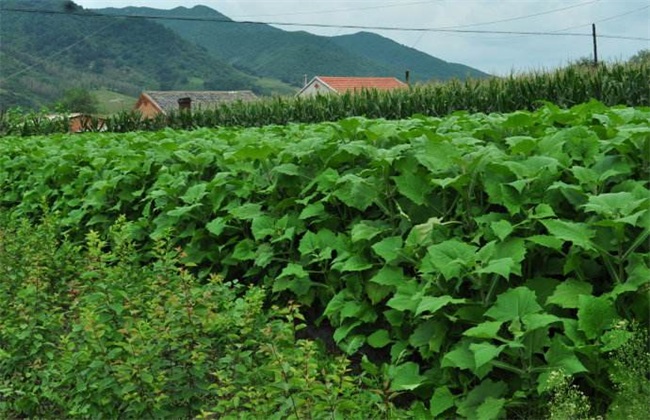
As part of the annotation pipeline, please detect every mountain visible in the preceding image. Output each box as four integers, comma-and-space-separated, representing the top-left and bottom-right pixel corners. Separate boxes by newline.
330, 32, 487, 81
0, 0, 293, 110
97, 5, 489, 85
0, 1, 489, 111
98, 6, 395, 86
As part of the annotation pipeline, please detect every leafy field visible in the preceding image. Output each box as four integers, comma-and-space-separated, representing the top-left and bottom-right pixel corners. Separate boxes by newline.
1, 100, 649, 418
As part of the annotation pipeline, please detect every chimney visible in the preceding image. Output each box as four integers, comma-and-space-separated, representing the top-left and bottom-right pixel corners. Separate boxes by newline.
178, 97, 192, 111
405, 70, 410, 85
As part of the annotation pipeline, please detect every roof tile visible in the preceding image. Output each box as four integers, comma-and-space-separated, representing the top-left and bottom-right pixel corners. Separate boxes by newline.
318, 76, 407, 93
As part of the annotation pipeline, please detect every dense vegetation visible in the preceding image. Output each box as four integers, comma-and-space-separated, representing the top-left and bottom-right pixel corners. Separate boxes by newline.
104, 6, 486, 86
0, 213, 410, 418
1, 101, 648, 418
2, 61, 647, 137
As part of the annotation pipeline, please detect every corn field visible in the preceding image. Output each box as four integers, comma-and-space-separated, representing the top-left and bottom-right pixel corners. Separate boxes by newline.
2, 62, 648, 136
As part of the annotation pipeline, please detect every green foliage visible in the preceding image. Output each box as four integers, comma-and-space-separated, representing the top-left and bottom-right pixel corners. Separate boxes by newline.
606, 322, 650, 419
628, 49, 650, 66
0, 213, 404, 418
1, 102, 649, 417
0, 0, 263, 109
4, 61, 648, 137
56, 88, 99, 114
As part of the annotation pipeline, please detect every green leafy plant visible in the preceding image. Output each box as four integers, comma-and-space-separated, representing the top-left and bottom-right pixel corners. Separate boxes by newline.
0, 214, 404, 418
1, 101, 648, 417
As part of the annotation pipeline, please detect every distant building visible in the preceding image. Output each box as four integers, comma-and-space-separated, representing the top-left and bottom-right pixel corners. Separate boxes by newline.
45, 113, 106, 133
133, 90, 258, 118
296, 76, 407, 97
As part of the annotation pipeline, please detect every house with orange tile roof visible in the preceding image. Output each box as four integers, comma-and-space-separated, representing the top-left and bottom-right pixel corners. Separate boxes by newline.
296, 76, 407, 97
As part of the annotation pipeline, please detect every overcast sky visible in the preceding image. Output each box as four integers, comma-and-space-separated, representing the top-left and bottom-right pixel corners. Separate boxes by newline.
73, 0, 649, 75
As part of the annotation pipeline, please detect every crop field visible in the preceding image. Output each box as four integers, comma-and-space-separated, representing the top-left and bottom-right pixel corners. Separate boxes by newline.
1, 100, 649, 418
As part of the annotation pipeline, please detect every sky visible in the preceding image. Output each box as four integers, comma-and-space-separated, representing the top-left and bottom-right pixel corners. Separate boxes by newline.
73, 0, 649, 76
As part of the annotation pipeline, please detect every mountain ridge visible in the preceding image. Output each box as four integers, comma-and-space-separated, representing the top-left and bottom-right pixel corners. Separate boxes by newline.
0, 0, 489, 110
99, 5, 489, 85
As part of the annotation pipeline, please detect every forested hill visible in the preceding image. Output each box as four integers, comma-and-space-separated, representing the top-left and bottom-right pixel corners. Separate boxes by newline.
97, 5, 489, 85
0, 0, 292, 109
330, 32, 487, 81
1, 0, 489, 110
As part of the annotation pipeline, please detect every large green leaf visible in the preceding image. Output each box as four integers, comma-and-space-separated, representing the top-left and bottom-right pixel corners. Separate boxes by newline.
415, 295, 464, 316
180, 182, 207, 204
333, 174, 378, 211
388, 362, 426, 391
456, 379, 507, 419
367, 329, 392, 348
350, 220, 387, 243
541, 219, 596, 251
372, 236, 403, 263
423, 239, 478, 280
475, 257, 515, 280
470, 342, 505, 369
393, 171, 431, 205
545, 337, 588, 375
577, 294, 618, 340
476, 397, 506, 420
485, 287, 542, 323
463, 321, 503, 339
430, 386, 455, 418
229, 203, 263, 220
369, 266, 410, 287
547, 279, 593, 309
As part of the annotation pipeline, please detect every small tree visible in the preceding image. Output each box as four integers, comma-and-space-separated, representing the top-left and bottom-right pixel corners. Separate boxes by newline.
57, 88, 99, 113
628, 49, 650, 65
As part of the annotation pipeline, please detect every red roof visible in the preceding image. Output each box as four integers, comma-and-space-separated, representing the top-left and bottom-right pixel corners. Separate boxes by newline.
317, 76, 407, 93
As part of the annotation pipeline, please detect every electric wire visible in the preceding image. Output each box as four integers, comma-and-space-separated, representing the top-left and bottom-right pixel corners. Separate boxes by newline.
1, 6, 648, 41
229, 0, 438, 19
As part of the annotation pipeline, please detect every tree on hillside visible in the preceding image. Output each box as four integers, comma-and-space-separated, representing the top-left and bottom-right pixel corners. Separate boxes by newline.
57, 88, 99, 113
629, 49, 650, 65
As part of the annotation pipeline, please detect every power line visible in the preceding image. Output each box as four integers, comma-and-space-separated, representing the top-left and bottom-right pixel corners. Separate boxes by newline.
552, 4, 650, 33
0, 17, 119, 82
2, 6, 648, 41
230, 0, 438, 19
432, 0, 600, 30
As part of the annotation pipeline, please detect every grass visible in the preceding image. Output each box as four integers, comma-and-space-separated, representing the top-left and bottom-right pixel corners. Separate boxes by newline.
92, 89, 136, 115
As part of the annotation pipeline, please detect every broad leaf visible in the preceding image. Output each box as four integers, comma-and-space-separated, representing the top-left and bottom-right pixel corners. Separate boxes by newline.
541, 219, 595, 251
367, 329, 392, 348
577, 294, 618, 340
415, 295, 464, 316
470, 342, 505, 369
547, 279, 592, 309
369, 266, 410, 287
372, 236, 403, 263
463, 321, 503, 339
333, 174, 378, 211
485, 287, 542, 322
424, 239, 478, 280
389, 362, 426, 391
430, 386, 455, 418
393, 171, 431, 205
476, 397, 506, 420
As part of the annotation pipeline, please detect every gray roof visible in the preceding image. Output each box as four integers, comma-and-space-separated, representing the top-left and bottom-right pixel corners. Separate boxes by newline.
144, 90, 258, 114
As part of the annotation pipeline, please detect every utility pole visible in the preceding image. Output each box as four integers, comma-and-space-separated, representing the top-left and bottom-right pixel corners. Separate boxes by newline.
592, 23, 598, 66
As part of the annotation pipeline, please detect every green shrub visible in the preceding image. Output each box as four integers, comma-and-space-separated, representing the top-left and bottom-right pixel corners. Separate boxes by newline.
0, 214, 405, 418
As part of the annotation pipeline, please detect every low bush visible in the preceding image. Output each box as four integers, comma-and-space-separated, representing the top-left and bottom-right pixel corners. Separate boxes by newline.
0, 213, 406, 418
